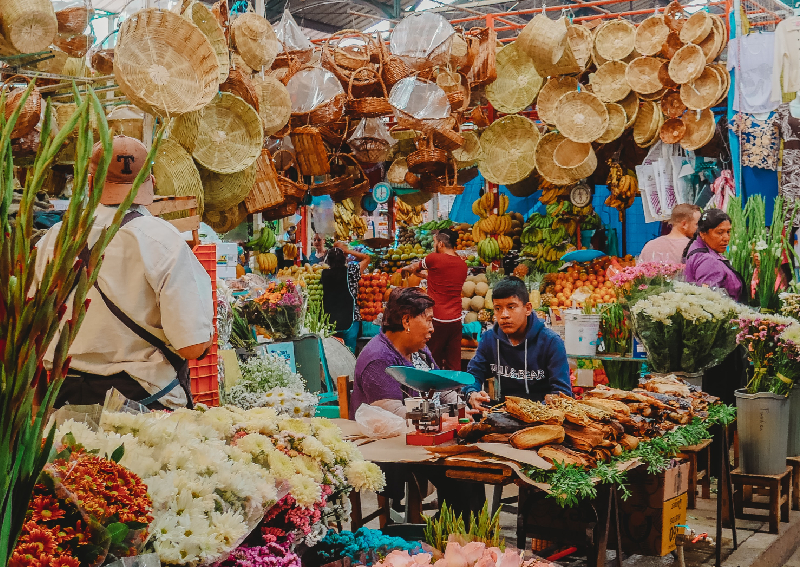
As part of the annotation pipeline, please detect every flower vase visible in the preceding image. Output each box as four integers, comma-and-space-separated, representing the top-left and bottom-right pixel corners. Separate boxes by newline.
735, 388, 790, 475
788, 386, 800, 457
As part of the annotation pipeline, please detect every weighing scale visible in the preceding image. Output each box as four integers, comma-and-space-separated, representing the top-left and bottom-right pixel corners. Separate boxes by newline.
385, 366, 474, 445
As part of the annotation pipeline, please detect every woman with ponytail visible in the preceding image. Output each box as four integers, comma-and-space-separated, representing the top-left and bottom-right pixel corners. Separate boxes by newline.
683, 209, 745, 301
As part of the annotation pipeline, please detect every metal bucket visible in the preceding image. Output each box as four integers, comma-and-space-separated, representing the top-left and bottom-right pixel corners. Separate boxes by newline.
788, 386, 800, 457
735, 388, 790, 475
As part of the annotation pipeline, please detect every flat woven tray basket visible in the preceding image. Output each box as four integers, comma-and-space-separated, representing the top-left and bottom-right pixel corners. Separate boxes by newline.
153, 138, 205, 217
478, 114, 540, 186
200, 161, 258, 212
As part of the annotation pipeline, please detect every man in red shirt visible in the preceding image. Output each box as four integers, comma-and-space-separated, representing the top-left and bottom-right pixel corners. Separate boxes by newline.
403, 228, 468, 370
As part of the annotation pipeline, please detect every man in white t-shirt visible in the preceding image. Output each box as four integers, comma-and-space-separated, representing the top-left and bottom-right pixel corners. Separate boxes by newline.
638, 204, 701, 265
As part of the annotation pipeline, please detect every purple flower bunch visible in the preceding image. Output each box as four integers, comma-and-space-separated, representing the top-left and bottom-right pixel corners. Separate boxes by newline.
220, 541, 301, 567
610, 262, 684, 286
735, 314, 797, 394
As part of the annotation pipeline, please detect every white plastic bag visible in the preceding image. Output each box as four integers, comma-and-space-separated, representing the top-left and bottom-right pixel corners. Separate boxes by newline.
286, 67, 344, 113
355, 403, 406, 438
275, 10, 313, 54
389, 77, 451, 120
390, 12, 455, 70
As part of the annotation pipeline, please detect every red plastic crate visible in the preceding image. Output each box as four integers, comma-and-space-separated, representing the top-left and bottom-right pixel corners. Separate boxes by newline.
190, 244, 220, 407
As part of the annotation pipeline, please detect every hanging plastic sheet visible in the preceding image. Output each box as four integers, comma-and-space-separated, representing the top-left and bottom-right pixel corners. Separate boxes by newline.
286, 67, 344, 113
389, 77, 451, 120
389, 12, 455, 70
275, 9, 313, 54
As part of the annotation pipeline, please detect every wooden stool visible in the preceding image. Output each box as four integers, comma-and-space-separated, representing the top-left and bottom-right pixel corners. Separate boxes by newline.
731, 466, 792, 534
678, 439, 712, 509
787, 457, 800, 511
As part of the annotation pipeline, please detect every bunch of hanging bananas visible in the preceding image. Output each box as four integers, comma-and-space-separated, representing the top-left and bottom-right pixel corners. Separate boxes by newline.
605, 159, 639, 221
256, 252, 278, 274
539, 181, 573, 205
477, 237, 501, 261
283, 243, 298, 260
395, 199, 425, 225
472, 190, 508, 218
245, 225, 276, 253
572, 204, 594, 217
472, 192, 513, 260
334, 199, 367, 241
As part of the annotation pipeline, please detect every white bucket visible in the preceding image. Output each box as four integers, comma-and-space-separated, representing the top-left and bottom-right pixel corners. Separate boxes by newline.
564, 309, 601, 356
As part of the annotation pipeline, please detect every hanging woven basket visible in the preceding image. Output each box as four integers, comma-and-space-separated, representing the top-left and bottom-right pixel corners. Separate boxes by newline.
114, 8, 220, 117
273, 149, 308, 199
189, 92, 263, 174
245, 149, 284, 214
635, 16, 670, 57
0, 0, 57, 54
153, 138, 205, 218
619, 90, 639, 128
261, 197, 300, 221
660, 117, 687, 144
553, 91, 609, 144
668, 44, 705, 85
466, 27, 498, 88
451, 131, 481, 169
290, 92, 347, 128
219, 66, 260, 112
203, 202, 248, 233
478, 114, 540, 186
596, 103, 626, 144
680, 108, 715, 151
56, 5, 91, 34
595, 19, 636, 61
680, 65, 721, 110
91, 48, 114, 75
407, 137, 449, 175
3, 76, 42, 140
181, 0, 229, 83
679, 11, 712, 45
590, 60, 630, 103
553, 139, 597, 181
535, 132, 573, 186
567, 24, 593, 69
536, 75, 579, 125
661, 90, 687, 118
231, 12, 280, 70
486, 43, 543, 114
633, 100, 662, 147
347, 67, 394, 118
107, 105, 145, 140
200, 161, 258, 212
626, 56, 665, 95
312, 153, 365, 197
698, 25, 722, 64
516, 14, 574, 77
711, 63, 730, 106
290, 126, 331, 176
252, 75, 291, 137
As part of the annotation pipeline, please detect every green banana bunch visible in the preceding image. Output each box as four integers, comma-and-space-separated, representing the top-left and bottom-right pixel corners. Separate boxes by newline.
246, 226, 275, 253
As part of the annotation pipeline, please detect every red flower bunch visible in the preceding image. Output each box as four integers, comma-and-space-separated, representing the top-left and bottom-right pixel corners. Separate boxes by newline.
260, 484, 333, 540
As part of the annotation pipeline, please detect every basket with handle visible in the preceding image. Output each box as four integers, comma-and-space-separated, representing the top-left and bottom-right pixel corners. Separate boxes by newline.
321, 31, 380, 97
3, 75, 42, 139
350, 136, 391, 164
466, 27, 497, 88
310, 153, 359, 196
290, 126, 331, 176
346, 67, 394, 118
381, 41, 413, 88
290, 92, 347, 128
422, 158, 464, 195
407, 136, 448, 175
330, 176, 370, 202
273, 149, 308, 199
245, 149, 285, 213
331, 30, 373, 71
261, 196, 300, 221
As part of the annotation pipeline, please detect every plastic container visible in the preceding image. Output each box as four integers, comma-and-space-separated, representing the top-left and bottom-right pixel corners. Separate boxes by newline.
735, 389, 790, 475
564, 309, 601, 356
190, 243, 220, 406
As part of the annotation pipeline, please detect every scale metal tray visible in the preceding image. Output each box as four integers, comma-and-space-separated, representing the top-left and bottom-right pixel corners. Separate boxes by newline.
385, 366, 475, 392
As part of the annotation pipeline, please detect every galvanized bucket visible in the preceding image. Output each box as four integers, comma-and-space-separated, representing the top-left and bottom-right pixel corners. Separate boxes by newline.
788, 386, 800, 457
735, 388, 790, 475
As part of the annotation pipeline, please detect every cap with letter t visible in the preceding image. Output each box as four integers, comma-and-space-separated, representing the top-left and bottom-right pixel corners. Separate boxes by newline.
89, 135, 154, 206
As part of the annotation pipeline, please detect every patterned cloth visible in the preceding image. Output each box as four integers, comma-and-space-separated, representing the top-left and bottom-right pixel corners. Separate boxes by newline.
778, 103, 800, 226
347, 261, 362, 322
730, 112, 780, 170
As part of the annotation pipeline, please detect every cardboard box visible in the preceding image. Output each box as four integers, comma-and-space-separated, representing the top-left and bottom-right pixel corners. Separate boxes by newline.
619, 461, 690, 556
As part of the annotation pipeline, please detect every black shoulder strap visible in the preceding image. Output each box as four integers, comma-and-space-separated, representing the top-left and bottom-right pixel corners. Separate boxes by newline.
686, 246, 709, 259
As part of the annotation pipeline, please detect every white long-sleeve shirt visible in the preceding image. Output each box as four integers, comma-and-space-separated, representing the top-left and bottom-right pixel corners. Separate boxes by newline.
772, 17, 800, 102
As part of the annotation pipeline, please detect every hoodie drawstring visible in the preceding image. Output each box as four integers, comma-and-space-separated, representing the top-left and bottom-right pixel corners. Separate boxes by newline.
495, 338, 501, 400
524, 338, 529, 394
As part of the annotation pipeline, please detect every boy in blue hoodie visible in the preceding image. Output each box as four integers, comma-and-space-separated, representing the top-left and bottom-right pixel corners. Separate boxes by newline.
464, 277, 573, 410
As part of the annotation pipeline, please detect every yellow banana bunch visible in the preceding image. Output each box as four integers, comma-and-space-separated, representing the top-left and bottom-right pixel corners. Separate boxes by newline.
498, 194, 509, 216
497, 234, 514, 253
472, 224, 487, 242
282, 243, 297, 260
605, 159, 638, 220
256, 252, 278, 273
472, 191, 497, 219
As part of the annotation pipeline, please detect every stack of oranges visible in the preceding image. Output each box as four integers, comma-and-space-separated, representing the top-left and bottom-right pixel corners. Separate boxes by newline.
358, 272, 390, 322
543, 256, 635, 310
456, 230, 475, 250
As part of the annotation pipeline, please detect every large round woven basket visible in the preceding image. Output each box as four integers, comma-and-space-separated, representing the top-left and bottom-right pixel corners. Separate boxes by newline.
203, 202, 248, 233
635, 16, 670, 56
567, 24, 593, 69
680, 66, 721, 110
595, 19, 636, 61
536, 76, 578, 125
477, 114, 540, 186
626, 57, 664, 95
633, 100, 661, 147
451, 131, 481, 168
658, 60, 678, 89
56, 5, 91, 34
661, 90, 687, 118
181, 0, 229, 83
680, 108, 715, 151
660, 31, 684, 59
668, 44, 705, 85
679, 11, 712, 44
219, 66, 260, 111
200, 161, 258, 212
253, 75, 292, 136
698, 24, 722, 64
660, 117, 687, 144
590, 60, 630, 102
553, 139, 597, 181
553, 91, 609, 144
486, 43, 543, 114
231, 12, 280, 70
515, 14, 570, 75
0, 0, 57, 54
107, 105, 145, 140
190, 92, 263, 174
710, 15, 727, 57
535, 132, 573, 185
597, 102, 626, 143
619, 90, 639, 128
154, 138, 205, 217
712, 63, 730, 106
114, 9, 220, 117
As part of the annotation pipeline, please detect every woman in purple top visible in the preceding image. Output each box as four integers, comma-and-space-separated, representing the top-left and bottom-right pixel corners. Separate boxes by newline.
683, 209, 745, 301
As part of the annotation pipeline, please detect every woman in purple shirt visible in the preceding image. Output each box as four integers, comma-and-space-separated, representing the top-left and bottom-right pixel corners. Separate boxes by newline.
683, 209, 745, 301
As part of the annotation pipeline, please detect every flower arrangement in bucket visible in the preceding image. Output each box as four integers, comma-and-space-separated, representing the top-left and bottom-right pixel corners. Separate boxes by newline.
609, 261, 684, 305
242, 279, 307, 339
735, 313, 798, 395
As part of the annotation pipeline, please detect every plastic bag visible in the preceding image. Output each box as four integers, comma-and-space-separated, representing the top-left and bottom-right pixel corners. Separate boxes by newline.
390, 12, 455, 70
349, 117, 394, 145
389, 77, 451, 120
275, 9, 313, 53
354, 403, 406, 438
286, 67, 344, 113
104, 554, 161, 567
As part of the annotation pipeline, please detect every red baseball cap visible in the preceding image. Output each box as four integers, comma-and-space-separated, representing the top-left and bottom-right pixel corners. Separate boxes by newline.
89, 135, 154, 206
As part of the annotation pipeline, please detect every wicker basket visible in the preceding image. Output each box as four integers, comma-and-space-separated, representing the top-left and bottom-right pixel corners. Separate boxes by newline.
91, 49, 114, 75
153, 138, 205, 217
668, 44, 705, 84
553, 91, 609, 144
452, 130, 481, 168
350, 135, 391, 164
712, 63, 730, 106
679, 11, 712, 44
107, 105, 145, 140
191, 92, 263, 174
347, 67, 393, 118
640, 87, 668, 101
597, 102, 626, 143
516, 14, 571, 78
658, 60, 678, 89
56, 5, 91, 34
53, 32, 94, 58
261, 197, 300, 221
430, 118, 466, 152
382, 47, 414, 88
486, 43, 543, 114
114, 8, 220, 117
633, 100, 661, 147
535, 132, 573, 185
274, 150, 308, 199
635, 16, 670, 56
318, 119, 356, 147
0, 0, 57, 53
312, 153, 364, 196
711, 15, 727, 55
436, 69, 461, 93
323, 30, 373, 72
200, 161, 258, 212
619, 90, 639, 128
590, 60, 630, 102
595, 19, 636, 61
290, 92, 347, 127
660, 117, 687, 144
626, 56, 664, 95
252, 75, 291, 137
698, 25, 722, 64
181, 0, 230, 83
536, 76, 579, 125
245, 149, 284, 214
232, 12, 280, 70
290, 126, 331, 176
407, 137, 448, 175
219, 66, 260, 112
567, 24, 593, 69
387, 157, 410, 185
660, 31, 684, 59
680, 66, 721, 110
553, 139, 597, 181
478, 114, 540, 185
466, 27, 498, 88
680, 108, 714, 151
331, 178, 370, 202
211, 0, 230, 41
3, 76, 42, 140
661, 90, 687, 118
203, 202, 248, 233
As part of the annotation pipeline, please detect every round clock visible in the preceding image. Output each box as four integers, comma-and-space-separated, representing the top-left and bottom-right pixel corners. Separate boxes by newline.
372, 182, 392, 204
361, 193, 378, 212
570, 183, 592, 208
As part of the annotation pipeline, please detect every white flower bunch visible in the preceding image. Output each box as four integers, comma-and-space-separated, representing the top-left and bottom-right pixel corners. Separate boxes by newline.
632, 282, 749, 325
222, 353, 313, 413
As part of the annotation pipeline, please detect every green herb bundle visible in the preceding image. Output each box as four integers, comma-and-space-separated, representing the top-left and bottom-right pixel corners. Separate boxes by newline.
424, 502, 504, 551
305, 299, 335, 337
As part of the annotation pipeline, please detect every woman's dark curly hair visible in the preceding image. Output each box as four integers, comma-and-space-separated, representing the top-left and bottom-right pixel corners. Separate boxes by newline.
382, 287, 434, 332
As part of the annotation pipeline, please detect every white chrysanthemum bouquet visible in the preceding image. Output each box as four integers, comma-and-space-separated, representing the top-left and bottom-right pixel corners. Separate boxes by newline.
631, 282, 752, 373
